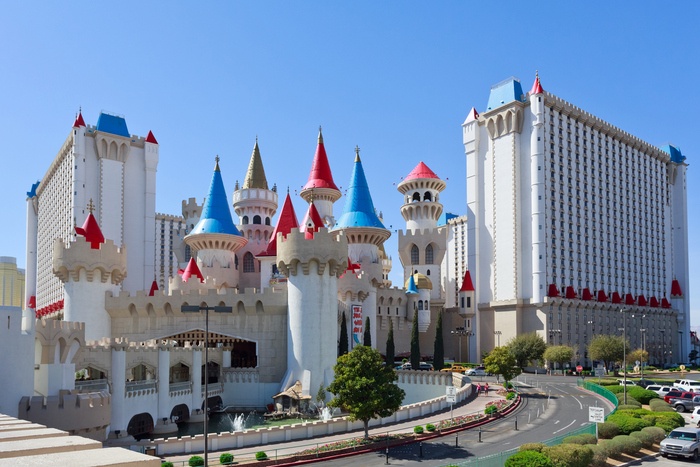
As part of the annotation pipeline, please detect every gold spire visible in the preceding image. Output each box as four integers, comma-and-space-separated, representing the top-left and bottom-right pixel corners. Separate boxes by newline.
354, 145, 361, 162
242, 138, 269, 189
87, 198, 95, 214
318, 126, 324, 144
214, 155, 220, 172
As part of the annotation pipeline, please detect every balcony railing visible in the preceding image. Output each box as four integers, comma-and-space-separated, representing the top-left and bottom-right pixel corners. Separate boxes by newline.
126, 380, 157, 393
169, 381, 192, 394
75, 379, 108, 392
202, 382, 223, 395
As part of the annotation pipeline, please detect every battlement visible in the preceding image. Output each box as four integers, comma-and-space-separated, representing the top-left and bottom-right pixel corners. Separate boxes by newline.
35, 319, 85, 332
85, 337, 205, 352
398, 226, 447, 239
18, 391, 111, 436
277, 229, 348, 277
53, 237, 127, 285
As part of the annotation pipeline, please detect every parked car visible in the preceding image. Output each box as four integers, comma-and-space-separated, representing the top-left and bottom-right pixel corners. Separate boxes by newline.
660, 427, 700, 460
636, 378, 656, 388
665, 389, 691, 404
440, 365, 467, 374
618, 379, 636, 386
646, 385, 680, 398
674, 379, 700, 392
466, 366, 490, 376
400, 362, 434, 371
690, 407, 700, 427
669, 393, 700, 413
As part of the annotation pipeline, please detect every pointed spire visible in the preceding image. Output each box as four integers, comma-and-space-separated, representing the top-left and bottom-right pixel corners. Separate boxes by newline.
74, 199, 105, 249
459, 270, 474, 292
148, 279, 159, 296
73, 109, 86, 128
302, 127, 339, 191
188, 157, 241, 236
301, 202, 324, 239
258, 193, 299, 256
145, 130, 158, 144
671, 279, 683, 297
463, 107, 479, 124
242, 138, 269, 189
334, 150, 386, 230
181, 258, 204, 283
530, 70, 544, 95
406, 274, 418, 295
404, 161, 440, 181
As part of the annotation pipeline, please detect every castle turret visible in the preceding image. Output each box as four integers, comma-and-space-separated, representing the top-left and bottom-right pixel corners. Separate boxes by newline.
233, 139, 279, 289
257, 192, 299, 291
334, 147, 390, 348
24, 181, 39, 331
299, 128, 341, 227
405, 273, 432, 332
53, 203, 126, 341
277, 228, 348, 397
183, 157, 247, 289
529, 72, 546, 303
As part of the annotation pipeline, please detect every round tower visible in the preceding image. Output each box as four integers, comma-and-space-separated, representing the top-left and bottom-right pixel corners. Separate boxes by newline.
184, 157, 247, 289
397, 161, 446, 232
256, 191, 299, 291
333, 148, 390, 348
53, 204, 126, 341
529, 72, 546, 303
233, 139, 278, 289
277, 228, 347, 397
405, 273, 432, 332
299, 128, 341, 227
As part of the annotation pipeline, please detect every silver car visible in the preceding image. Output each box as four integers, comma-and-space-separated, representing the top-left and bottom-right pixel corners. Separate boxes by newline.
466, 366, 489, 376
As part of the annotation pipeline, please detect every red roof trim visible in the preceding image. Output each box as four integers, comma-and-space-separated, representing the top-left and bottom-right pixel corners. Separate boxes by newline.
671, 279, 682, 297
565, 286, 577, 299
547, 284, 559, 298
597, 289, 608, 302
258, 193, 300, 257
611, 292, 622, 304
625, 293, 635, 305
530, 73, 544, 95
73, 112, 86, 128
181, 258, 204, 283
149, 280, 159, 296
661, 298, 671, 309
637, 294, 647, 307
302, 130, 338, 191
301, 202, 324, 239
459, 270, 475, 292
75, 213, 105, 249
145, 130, 158, 144
649, 296, 659, 308
581, 288, 593, 301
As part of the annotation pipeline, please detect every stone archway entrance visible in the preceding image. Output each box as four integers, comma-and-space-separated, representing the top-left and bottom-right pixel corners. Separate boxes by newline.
163, 330, 258, 368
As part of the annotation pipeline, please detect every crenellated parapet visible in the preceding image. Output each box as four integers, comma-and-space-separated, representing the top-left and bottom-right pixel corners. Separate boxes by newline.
34, 319, 86, 364
277, 229, 348, 277
53, 238, 127, 285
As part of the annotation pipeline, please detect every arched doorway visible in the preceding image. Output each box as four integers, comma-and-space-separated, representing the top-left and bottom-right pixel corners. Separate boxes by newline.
170, 404, 190, 423
127, 412, 154, 437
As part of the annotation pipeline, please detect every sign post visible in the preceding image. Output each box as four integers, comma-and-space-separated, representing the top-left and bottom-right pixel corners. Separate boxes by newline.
446, 386, 457, 420
589, 406, 605, 440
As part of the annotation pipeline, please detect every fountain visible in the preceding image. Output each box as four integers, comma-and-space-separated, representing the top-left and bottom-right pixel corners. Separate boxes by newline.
320, 406, 332, 421
232, 413, 245, 431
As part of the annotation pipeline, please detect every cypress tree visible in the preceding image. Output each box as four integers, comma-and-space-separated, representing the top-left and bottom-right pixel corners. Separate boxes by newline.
338, 311, 349, 356
410, 307, 420, 370
385, 319, 395, 367
363, 316, 371, 346
433, 311, 444, 370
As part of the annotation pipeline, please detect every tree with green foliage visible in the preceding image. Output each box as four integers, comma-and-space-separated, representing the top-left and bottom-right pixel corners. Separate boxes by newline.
432, 312, 444, 371
410, 308, 420, 370
543, 345, 575, 373
315, 383, 326, 406
385, 319, 395, 367
363, 316, 371, 346
506, 332, 547, 369
338, 311, 348, 357
627, 348, 648, 366
588, 334, 627, 371
328, 345, 405, 439
483, 346, 521, 384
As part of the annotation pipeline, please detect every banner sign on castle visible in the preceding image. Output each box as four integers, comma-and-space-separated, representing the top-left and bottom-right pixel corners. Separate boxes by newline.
352, 305, 363, 345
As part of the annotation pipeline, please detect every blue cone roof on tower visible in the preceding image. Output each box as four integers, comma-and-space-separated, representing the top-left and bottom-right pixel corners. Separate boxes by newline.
189, 158, 242, 236
406, 274, 418, 295
334, 149, 386, 230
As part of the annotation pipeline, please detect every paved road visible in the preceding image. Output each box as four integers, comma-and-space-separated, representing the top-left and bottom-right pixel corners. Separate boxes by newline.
308, 375, 611, 466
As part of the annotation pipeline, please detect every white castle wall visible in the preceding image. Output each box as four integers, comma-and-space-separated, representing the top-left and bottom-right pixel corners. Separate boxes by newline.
0, 307, 34, 417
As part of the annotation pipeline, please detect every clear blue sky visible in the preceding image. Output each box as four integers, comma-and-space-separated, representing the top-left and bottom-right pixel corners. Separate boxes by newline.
1, 2, 698, 326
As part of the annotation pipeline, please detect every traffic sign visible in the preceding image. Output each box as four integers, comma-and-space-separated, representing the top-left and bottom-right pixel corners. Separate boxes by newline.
446, 386, 457, 403
594, 367, 605, 377
589, 406, 605, 423
576, 365, 583, 372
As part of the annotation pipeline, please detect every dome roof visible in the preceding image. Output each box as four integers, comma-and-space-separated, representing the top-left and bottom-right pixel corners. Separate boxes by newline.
405, 273, 432, 290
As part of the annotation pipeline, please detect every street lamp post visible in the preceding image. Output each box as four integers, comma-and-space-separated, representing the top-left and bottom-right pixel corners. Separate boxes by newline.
549, 329, 562, 374
494, 330, 502, 347
182, 304, 233, 467
619, 308, 628, 405
451, 327, 467, 363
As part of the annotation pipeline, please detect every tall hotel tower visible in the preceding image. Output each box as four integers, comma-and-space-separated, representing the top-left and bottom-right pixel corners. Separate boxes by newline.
463, 74, 689, 368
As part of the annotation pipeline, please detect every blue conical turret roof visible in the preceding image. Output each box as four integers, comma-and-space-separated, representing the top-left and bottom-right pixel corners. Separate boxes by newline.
190, 158, 242, 236
334, 149, 386, 230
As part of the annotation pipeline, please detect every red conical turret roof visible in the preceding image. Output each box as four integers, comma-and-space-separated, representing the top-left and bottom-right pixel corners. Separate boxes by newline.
75, 202, 105, 249
73, 111, 86, 128
671, 279, 683, 297
181, 258, 204, 283
301, 202, 324, 239
459, 270, 474, 292
302, 128, 338, 191
145, 130, 158, 144
463, 107, 479, 124
404, 161, 439, 181
258, 193, 300, 257
530, 71, 544, 95
148, 280, 159, 296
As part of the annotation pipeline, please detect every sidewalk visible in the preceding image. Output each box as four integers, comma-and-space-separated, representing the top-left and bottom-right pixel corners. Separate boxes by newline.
163, 383, 507, 465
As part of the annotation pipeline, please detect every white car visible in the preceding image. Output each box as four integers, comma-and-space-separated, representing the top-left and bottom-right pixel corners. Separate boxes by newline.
618, 379, 636, 386
691, 407, 700, 427
647, 385, 681, 398
466, 366, 490, 376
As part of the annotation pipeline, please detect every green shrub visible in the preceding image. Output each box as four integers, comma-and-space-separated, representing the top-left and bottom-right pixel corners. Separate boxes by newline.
505, 450, 553, 467
484, 404, 498, 415
598, 421, 620, 439
630, 430, 655, 449
542, 444, 594, 467
506, 391, 516, 400
600, 438, 623, 458
641, 425, 667, 443
188, 456, 204, 467
413, 425, 424, 434
606, 413, 651, 435
505, 382, 514, 389
562, 433, 597, 445
219, 452, 234, 465
588, 444, 609, 467
612, 434, 642, 455
519, 442, 547, 453
615, 393, 642, 407
628, 388, 660, 404
649, 398, 673, 412
255, 451, 268, 461
652, 411, 685, 431
425, 423, 436, 432
161, 463, 174, 467
617, 404, 643, 411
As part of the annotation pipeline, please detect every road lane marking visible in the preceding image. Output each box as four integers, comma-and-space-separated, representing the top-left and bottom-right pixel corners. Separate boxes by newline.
553, 419, 577, 435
